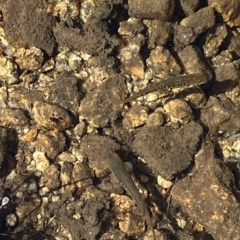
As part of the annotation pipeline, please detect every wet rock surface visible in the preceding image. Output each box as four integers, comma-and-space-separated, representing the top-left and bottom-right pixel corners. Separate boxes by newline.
0, 1, 240, 240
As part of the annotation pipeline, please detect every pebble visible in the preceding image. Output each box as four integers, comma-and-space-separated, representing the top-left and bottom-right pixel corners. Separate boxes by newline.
184, 88, 207, 108
173, 24, 203, 48
146, 112, 165, 126
125, 162, 133, 172
41, 58, 55, 72
211, 50, 232, 69
32, 101, 72, 130
15, 197, 41, 222
73, 122, 87, 138
178, 45, 212, 78
55, 51, 70, 72
0, 86, 7, 108
0, 27, 15, 56
203, 23, 228, 57
118, 34, 145, 80
146, 19, 172, 48
123, 105, 149, 129
164, 99, 193, 123
72, 162, 93, 188
225, 81, 240, 108
54, 1, 80, 22
101, 230, 126, 240
38, 73, 54, 83
68, 52, 82, 71
1, 196, 9, 207
118, 18, 145, 37
71, 148, 86, 162
208, 0, 240, 27
128, 0, 175, 21
132, 120, 201, 181
145, 229, 169, 240
179, 0, 199, 16
60, 162, 73, 185
34, 130, 66, 159
15, 191, 23, 199
110, 193, 145, 236
57, 152, 77, 163
13, 47, 43, 70
33, 151, 50, 172
176, 217, 187, 229
180, 7, 215, 33
157, 175, 172, 188
0, 55, 18, 84
40, 164, 61, 190
20, 127, 38, 142
27, 179, 38, 193
6, 213, 17, 227
229, 35, 240, 59
48, 75, 81, 117
79, 74, 128, 128
39, 186, 49, 196
0, 107, 29, 126
139, 174, 149, 183
147, 46, 181, 78
200, 95, 238, 134
3, 0, 56, 56
145, 92, 158, 102
218, 134, 240, 161
7, 87, 44, 112
6, 170, 17, 181
212, 62, 239, 94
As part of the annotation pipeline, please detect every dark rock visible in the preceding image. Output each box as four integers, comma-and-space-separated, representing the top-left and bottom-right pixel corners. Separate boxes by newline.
132, 121, 203, 179
79, 74, 128, 128
128, 0, 175, 20
180, 7, 215, 33
49, 75, 82, 117
3, 0, 56, 56
171, 142, 240, 240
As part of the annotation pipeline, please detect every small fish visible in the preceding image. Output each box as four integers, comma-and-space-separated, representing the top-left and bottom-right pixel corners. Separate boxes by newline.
101, 149, 156, 240
119, 73, 208, 104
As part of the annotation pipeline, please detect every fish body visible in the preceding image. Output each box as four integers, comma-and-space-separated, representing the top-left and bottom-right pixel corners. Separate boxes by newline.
120, 73, 208, 103
101, 149, 156, 240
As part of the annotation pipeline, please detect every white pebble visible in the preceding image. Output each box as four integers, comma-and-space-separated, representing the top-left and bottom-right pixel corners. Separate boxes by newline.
33, 151, 50, 172
6, 213, 17, 227
157, 175, 172, 188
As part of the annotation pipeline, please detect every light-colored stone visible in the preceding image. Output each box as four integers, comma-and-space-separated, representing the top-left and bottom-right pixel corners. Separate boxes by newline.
147, 46, 181, 78
128, 0, 175, 20
57, 152, 77, 163
157, 175, 172, 188
147, 112, 164, 126
0, 55, 18, 84
0, 108, 29, 126
123, 105, 149, 128
164, 99, 193, 123
33, 101, 72, 130
13, 47, 43, 70
33, 151, 50, 172
110, 193, 145, 236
